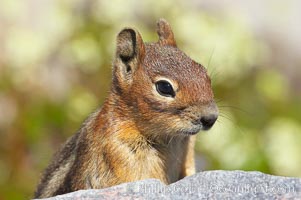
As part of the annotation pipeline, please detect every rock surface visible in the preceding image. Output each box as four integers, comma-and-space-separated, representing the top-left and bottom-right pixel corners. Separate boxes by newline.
37, 170, 301, 200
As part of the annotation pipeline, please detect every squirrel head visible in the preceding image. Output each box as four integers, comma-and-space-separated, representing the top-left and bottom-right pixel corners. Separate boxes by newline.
112, 19, 218, 138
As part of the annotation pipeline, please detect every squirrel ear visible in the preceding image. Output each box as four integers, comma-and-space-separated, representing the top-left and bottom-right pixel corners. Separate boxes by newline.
116, 28, 145, 74
157, 19, 177, 47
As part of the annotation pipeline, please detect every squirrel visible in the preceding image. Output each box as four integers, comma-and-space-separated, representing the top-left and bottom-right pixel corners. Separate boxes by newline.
34, 19, 219, 198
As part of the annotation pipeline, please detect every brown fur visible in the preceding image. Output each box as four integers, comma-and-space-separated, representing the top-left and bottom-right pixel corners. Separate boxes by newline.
34, 18, 219, 198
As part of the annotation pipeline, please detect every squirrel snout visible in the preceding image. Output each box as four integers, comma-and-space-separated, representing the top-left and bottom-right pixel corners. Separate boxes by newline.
191, 102, 218, 130
198, 115, 218, 130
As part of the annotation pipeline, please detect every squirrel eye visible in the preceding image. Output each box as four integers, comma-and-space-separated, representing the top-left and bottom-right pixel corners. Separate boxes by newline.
155, 80, 175, 98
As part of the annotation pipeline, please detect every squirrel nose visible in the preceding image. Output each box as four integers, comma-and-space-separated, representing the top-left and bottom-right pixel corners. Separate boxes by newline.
199, 115, 218, 130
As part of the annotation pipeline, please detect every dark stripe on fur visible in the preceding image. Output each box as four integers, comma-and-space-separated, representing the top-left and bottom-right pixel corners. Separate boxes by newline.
34, 131, 81, 198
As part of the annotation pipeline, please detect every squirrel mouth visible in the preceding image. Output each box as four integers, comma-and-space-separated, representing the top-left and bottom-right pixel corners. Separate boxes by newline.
181, 127, 201, 135
181, 123, 214, 135
182, 130, 199, 135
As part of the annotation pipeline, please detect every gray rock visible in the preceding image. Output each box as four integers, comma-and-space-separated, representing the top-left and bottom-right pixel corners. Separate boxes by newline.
36, 170, 301, 200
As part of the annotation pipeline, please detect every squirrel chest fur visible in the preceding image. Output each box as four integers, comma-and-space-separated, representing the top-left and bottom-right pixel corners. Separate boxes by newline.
34, 19, 219, 198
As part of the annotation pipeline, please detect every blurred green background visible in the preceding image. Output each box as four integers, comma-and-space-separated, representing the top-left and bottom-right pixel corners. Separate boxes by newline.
0, 0, 301, 199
